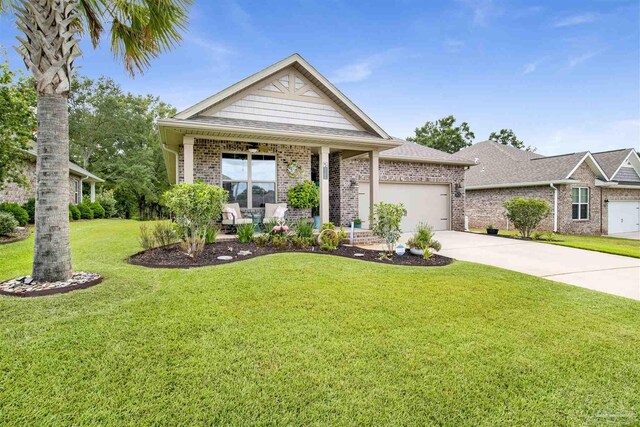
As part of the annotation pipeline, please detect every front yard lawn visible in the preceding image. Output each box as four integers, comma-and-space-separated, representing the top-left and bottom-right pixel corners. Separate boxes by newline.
1, 220, 639, 425
470, 228, 640, 258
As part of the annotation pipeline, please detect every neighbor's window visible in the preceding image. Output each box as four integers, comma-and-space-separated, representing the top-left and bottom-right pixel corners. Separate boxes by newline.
74, 180, 80, 204
572, 187, 589, 220
221, 153, 276, 208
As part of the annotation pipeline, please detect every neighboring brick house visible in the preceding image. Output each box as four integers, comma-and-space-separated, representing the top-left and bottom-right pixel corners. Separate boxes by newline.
459, 141, 640, 235
0, 150, 104, 205
160, 54, 475, 236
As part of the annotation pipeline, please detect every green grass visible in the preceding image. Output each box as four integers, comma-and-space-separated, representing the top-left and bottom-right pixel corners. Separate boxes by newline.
471, 228, 640, 258
1, 220, 639, 425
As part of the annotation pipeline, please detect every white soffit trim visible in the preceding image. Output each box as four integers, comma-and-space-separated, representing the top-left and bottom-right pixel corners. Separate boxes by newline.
610, 149, 640, 181
466, 179, 577, 190
173, 53, 390, 139
565, 152, 609, 181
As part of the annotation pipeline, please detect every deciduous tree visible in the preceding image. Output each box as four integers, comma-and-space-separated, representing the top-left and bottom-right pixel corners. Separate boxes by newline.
407, 115, 475, 153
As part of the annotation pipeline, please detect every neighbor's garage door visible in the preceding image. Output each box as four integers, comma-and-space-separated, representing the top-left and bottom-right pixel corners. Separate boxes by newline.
358, 182, 450, 232
608, 200, 640, 234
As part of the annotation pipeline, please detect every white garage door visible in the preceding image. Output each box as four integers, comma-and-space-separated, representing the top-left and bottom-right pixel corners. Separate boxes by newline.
608, 201, 640, 234
358, 182, 450, 232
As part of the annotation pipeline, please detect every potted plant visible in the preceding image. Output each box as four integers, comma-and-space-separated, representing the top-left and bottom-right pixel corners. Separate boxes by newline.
486, 224, 499, 235
287, 180, 320, 229
406, 223, 441, 258
353, 218, 362, 229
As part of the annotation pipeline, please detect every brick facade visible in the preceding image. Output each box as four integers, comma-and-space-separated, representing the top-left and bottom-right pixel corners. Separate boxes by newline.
0, 159, 84, 205
466, 161, 640, 235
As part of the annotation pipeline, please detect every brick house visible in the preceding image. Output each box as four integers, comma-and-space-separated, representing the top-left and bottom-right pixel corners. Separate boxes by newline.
459, 141, 640, 235
0, 149, 104, 205
159, 54, 474, 236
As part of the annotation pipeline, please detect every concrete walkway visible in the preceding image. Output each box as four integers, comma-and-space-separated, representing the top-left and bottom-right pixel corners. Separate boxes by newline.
362, 231, 640, 300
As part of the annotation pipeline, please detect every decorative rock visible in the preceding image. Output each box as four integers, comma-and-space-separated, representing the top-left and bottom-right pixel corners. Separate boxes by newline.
354, 253, 365, 257
217, 256, 233, 261
0, 271, 102, 296
238, 251, 252, 256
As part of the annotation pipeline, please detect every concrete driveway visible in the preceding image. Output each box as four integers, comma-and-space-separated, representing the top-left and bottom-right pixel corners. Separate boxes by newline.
608, 231, 640, 240
395, 231, 640, 300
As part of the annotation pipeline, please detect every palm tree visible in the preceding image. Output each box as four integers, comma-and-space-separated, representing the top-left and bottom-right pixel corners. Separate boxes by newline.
0, 0, 190, 282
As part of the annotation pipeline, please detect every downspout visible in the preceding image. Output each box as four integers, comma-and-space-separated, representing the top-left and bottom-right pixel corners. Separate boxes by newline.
163, 144, 180, 184
549, 183, 558, 233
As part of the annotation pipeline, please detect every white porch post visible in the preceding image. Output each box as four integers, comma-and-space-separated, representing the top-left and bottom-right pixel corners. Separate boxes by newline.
320, 146, 330, 225
183, 135, 195, 184
90, 182, 96, 202
369, 151, 379, 224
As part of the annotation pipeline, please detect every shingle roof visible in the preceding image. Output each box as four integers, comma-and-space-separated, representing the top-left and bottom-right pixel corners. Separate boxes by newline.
381, 139, 477, 165
188, 115, 384, 140
459, 141, 590, 188
25, 149, 104, 183
592, 148, 635, 179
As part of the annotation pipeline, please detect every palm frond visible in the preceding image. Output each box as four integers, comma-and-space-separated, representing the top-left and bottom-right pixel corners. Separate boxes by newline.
79, 0, 104, 47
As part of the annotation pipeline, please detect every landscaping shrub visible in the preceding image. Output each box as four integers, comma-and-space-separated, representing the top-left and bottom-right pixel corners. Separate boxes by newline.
291, 236, 313, 249
503, 197, 551, 239
90, 202, 106, 219
163, 183, 228, 257
153, 221, 179, 247
96, 189, 117, 218
407, 223, 441, 259
287, 180, 319, 209
22, 198, 35, 223
254, 234, 270, 248
77, 203, 94, 219
205, 226, 219, 244
0, 203, 28, 226
139, 224, 156, 250
294, 219, 314, 239
370, 202, 406, 253
0, 211, 18, 236
271, 235, 289, 250
236, 223, 255, 243
318, 223, 347, 251
69, 204, 81, 220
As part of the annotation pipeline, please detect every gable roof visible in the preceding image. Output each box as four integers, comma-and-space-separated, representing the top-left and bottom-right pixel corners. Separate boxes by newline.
25, 150, 104, 183
380, 139, 477, 165
592, 148, 640, 182
459, 140, 608, 189
174, 53, 389, 139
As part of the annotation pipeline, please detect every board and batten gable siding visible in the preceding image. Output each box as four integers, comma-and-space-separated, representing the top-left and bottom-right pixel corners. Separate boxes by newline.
613, 166, 640, 183
199, 67, 363, 132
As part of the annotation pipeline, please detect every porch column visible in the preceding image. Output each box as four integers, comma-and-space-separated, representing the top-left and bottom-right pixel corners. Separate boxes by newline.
183, 135, 195, 184
90, 182, 96, 202
369, 151, 379, 223
320, 146, 330, 225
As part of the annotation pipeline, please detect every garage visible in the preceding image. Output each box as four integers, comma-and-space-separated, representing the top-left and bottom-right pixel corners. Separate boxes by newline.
358, 182, 450, 231
608, 200, 640, 234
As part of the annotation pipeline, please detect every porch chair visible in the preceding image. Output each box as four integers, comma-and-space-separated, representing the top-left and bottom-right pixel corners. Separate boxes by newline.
222, 203, 252, 232
263, 203, 288, 224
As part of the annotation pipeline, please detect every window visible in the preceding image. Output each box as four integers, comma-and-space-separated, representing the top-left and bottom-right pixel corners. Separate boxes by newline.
572, 187, 589, 220
74, 180, 80, 204
221, 153, 276, 208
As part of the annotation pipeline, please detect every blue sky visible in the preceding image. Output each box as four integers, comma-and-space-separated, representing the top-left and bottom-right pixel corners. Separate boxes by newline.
1, 0, 639, 154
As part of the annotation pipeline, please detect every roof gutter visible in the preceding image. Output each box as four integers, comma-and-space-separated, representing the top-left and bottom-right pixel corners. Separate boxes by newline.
378, 154, 477, 166
549, 183, 558, 233
162, 144, 180, 185
466, 179, 577, 190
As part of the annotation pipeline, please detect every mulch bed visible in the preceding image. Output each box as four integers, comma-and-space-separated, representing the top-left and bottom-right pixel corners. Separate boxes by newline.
0, 227, 31, 245
128, 242, 453, 269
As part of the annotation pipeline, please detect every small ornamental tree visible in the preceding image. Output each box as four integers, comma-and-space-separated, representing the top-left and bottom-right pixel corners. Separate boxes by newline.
370, 202, 407, 253
287, 180, 319, 210
163, 183, 228, 257
503, 197, 551, 239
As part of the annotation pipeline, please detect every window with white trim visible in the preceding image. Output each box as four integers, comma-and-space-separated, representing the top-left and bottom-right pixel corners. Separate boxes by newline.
221, 153, 276, 208
74, 180, 80, 204
571, 187, 589, 220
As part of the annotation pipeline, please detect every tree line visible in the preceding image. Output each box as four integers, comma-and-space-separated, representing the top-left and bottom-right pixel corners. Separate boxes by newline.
406, 115, 535, 153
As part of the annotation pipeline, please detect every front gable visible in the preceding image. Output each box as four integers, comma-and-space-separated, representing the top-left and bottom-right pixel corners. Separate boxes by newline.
611, 150, 640, 183
198, 67, 364, 132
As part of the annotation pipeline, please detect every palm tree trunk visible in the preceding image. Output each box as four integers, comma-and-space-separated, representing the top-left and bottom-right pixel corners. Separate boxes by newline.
32, 94, 72, 281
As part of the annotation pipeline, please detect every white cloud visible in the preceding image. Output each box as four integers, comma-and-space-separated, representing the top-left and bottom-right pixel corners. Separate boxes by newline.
456, 0, 501, 26
530, 119, 640, 155
331, 49, 405, 84
523, 62, 538, 74
568, 50, 602, 68
552, 13, 597, 28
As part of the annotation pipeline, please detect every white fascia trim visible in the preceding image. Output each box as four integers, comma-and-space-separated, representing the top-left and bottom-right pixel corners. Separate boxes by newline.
609, 150, 640, 181
595, 180, 640, 190
565, 152, 609, 181
158, 118, 401, 149
173, 53, 390, 139
466, 179, 577, 190
378, 154, 477, 166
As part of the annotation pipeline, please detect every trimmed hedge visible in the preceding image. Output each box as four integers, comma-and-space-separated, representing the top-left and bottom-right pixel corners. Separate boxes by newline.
89, 202, 106, 219
77, 203, 94, 219
0, 203, 29, 227
22, 198, 35, 224
68, 204, 80, 220
0, 211, 18, 236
